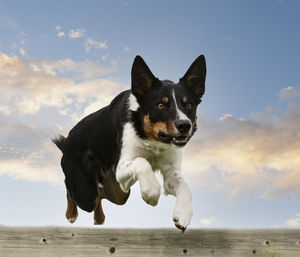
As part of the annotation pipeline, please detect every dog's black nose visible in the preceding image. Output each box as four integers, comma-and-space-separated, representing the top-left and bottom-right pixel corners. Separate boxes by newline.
175, 120, 191, 134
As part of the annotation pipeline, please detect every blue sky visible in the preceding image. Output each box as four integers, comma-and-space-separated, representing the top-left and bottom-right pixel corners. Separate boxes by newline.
0, 0, 300, 229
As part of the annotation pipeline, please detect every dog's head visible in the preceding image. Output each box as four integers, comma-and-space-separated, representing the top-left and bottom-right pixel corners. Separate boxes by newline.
130, 55, 206, 147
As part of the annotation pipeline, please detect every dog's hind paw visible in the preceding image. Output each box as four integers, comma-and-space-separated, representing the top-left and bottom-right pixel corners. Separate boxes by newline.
67, 214, 78, 224
94, 214, 105, 225
94, 219, 105, 225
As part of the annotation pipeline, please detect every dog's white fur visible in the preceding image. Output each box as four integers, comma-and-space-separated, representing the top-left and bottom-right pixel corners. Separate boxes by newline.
171, 89, 191, 123
116, 93, 193, 229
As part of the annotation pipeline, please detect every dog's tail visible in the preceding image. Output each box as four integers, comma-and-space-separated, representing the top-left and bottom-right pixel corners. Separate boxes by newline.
52, 134, 67, 153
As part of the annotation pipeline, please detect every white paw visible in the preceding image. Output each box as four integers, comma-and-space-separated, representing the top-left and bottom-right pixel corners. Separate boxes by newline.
116, 163, 135, 193
173, 206, 193, 232
139, 176, 161, 206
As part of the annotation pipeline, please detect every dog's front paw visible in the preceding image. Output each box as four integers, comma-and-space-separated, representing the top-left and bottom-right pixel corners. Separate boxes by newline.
116, 166, 135, 193
139, 176, 161, 206
173, 206, 193, 232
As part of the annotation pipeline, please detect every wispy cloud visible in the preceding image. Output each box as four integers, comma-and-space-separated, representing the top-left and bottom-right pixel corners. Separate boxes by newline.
18, 47, 26, 56
200, 217, 217, 226
57, 31, 65, 37
183, 86, 300, 199
0, 123, 62, 184
55, 25, 65, 37
285, 213, 300, 227
0, 52, 119, 115
30, 58, 117, 79
55, 26, 107, 52
279, 86, 300, 100
0, 106, 11, 116
69, 29, 85, 39
0, 14, 27, 53
85, 37, 108, 52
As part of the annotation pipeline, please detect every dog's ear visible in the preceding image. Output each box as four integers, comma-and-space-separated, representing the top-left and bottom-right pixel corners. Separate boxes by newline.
179, 55, 206, 102
131, 55, 159, 98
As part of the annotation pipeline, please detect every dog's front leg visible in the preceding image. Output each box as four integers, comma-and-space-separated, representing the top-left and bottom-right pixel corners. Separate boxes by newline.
162, 161, 193, 231
116, 157, 161, 206
172, 179, 193, 231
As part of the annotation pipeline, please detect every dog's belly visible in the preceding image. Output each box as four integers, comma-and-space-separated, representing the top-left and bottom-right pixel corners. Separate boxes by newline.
96, 166, 130, 205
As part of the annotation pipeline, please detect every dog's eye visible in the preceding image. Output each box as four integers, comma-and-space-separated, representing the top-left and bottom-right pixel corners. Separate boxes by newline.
186, 103, 192, 109
157, 103, 165, 110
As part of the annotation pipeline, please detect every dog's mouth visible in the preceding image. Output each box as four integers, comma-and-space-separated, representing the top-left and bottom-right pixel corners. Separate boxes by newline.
158, 132, 189, 147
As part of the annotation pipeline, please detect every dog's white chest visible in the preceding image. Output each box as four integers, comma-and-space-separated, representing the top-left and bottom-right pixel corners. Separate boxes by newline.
120, 122, 178, 171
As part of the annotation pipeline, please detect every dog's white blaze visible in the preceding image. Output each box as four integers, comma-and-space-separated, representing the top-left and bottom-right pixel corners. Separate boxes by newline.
171, 89, 191, 123
128, 93, 139, 111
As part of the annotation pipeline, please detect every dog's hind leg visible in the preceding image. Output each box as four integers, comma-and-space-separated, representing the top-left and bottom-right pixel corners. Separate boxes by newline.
65, 192, 78, 223
94, 196, 105, 225
62, 152, 99, 213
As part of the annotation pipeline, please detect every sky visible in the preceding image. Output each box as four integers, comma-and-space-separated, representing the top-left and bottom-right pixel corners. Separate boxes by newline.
0, 0, 300, 229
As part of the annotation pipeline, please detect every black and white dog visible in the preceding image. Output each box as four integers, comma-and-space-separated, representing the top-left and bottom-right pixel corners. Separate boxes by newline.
53, 55, 206, 231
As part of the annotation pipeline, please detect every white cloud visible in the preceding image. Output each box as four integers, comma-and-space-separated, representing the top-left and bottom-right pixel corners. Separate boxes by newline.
75, 95, 115, 122
0, 52, 119, 114
183, 86, 300, 198
69, 29, 85, 39
0, 158, 62, 184
279, 86, 300, 100
55, 25, 65, 37
15, 100, 40, 114
0, 105, 11, 115
0, 123, 62, 184
31, 58, 117, 78
85, 37, 108, 51
57, 31, 65, 37
219, 113, 233, 121
200, 217, 217, 226
285, 213, 300, 227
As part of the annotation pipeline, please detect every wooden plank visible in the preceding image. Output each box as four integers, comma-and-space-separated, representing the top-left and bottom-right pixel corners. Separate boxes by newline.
0, 226, 300, 256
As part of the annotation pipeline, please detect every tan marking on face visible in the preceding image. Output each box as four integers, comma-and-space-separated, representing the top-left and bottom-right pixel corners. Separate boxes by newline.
168, 120, 177, 134
144, 114, 174, 141
183, 96, 188, 103
161, 97, 169, 104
